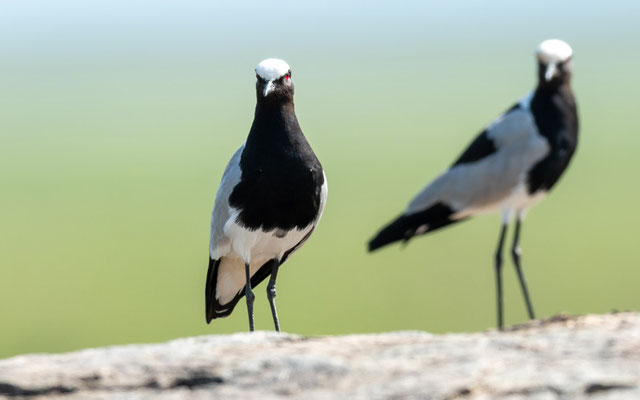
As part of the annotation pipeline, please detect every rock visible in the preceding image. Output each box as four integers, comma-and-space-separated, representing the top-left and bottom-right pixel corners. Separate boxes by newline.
1, 313, 639, 399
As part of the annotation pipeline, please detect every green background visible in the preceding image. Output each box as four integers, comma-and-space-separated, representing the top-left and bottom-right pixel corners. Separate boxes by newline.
2, 0, 639, 358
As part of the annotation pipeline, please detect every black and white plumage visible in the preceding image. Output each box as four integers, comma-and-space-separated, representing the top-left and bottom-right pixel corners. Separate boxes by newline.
206, 58, 327, 331
368, 40, 578, 329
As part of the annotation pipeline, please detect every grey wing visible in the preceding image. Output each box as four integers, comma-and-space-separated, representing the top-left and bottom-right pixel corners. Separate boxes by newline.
209, 144, 244, 259
407, 108, 550, 217
315, 171, 329, 225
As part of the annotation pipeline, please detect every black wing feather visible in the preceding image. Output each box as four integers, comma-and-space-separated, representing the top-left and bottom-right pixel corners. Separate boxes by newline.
451, 128, 497, 166
368, 203, 464, 251
451, 103, 522, 167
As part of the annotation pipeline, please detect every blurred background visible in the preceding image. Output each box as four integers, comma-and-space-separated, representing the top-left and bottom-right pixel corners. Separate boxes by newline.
2, 0, 639, 359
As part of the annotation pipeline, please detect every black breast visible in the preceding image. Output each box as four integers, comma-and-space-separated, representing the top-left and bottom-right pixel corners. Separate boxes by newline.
229, 102, 324, 231
527, 85, 579, 194
230, 153, 323, 231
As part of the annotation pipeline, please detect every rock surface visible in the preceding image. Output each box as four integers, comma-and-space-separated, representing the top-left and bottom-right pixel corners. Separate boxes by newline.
1, 313, 639, 399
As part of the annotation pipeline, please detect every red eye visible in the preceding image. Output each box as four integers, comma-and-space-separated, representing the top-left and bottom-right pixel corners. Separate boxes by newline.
285, 75, 290, 80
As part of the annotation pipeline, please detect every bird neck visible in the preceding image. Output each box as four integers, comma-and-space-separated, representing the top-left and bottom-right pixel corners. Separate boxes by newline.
536, 73, 572, 94
534, 80, 575, 107
247, 100, 305, 150
530, 78, 578, 151
254, 98, 296, 119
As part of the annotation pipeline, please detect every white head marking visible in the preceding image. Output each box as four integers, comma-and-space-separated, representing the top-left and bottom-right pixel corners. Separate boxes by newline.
536, 39, 573, 64
256, 58, 290, 81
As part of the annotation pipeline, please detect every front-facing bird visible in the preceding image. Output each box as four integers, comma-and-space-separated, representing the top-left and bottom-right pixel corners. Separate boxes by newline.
368, 40, 578, 329
206, 59, 327, 331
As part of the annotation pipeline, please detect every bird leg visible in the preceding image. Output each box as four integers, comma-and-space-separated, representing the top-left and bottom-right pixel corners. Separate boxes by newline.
495, 224, 508, 330
244, 262, 255, 332
266, 261, 282, 332
511, 218, 536, 320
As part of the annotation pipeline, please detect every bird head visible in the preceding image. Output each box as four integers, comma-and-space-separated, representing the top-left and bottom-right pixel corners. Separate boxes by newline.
255, 58, 293, 101
536, 39, 573, 85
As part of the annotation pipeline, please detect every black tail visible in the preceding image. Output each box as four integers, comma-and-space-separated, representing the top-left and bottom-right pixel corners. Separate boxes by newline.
206, 258, 235, 323
205, 258, 277, 324
368, 202, 464, 251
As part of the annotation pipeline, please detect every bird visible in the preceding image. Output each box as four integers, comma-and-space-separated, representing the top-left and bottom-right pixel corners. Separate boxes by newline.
368, 39, 578, 329
206, 58, 327, 332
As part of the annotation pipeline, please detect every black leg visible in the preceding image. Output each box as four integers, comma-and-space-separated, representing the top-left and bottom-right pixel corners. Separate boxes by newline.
244, 262, 255, 332
266, 261, 281, 332
511, 218, 536, 320
495, 224, 508, 330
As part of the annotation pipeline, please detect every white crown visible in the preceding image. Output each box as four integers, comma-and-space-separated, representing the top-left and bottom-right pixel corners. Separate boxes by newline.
256, 58, 290, 81
536, 39, 573, 64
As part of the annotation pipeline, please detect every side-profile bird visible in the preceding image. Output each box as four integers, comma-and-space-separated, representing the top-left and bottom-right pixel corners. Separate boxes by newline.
206, 58, 327, 332
368, 39, 578, 329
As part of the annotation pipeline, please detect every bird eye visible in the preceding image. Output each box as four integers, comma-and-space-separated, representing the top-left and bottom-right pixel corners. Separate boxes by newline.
285, 76, 290, 81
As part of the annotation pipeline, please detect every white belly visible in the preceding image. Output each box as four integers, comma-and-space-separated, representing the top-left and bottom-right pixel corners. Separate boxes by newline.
452, 180, 547, 221
501, 182, 547, 220
223, 210, 314, 266
212, 216, 313, 305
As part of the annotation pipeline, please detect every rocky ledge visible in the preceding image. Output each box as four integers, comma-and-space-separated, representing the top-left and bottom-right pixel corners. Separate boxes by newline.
1, 313, 639, 399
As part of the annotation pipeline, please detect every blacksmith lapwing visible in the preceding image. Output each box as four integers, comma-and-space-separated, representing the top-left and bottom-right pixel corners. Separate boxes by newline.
206, 59, 327, 332
369, 40, 579, 329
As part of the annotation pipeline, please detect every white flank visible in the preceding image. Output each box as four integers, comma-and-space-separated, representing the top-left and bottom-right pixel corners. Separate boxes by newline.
256, 58, 290, 81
